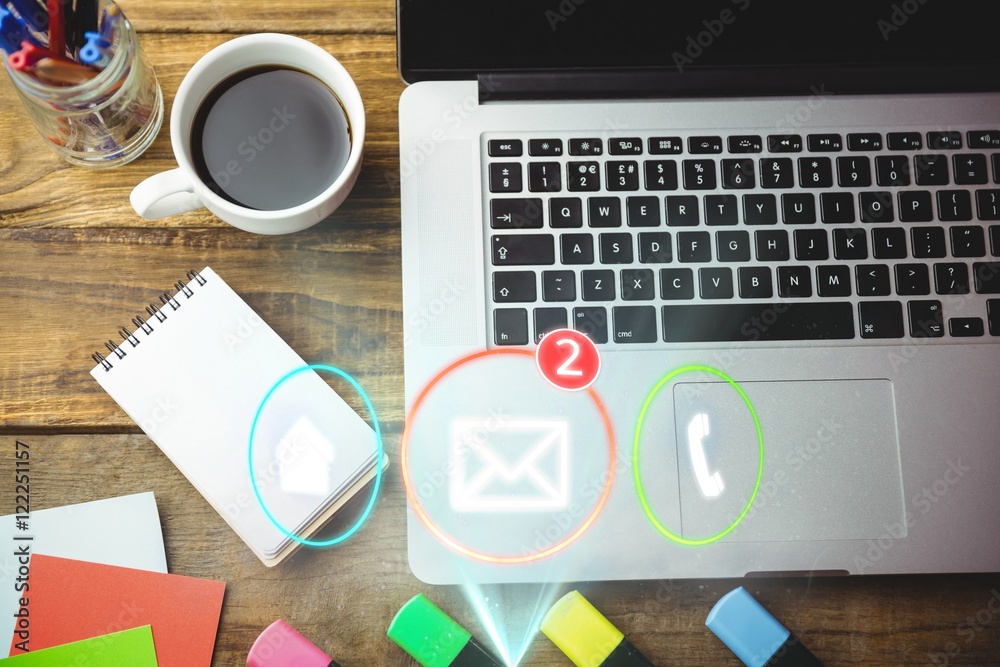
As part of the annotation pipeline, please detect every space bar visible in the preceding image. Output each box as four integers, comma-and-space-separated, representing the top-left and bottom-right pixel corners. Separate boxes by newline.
662, 303, 856, 342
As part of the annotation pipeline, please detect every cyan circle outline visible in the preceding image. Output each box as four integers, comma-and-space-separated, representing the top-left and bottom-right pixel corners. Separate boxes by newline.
249, 364, 384, 547
633, 364, 764, 546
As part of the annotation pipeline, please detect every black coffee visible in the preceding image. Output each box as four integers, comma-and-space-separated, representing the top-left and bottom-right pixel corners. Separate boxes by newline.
191, 66, 351, 211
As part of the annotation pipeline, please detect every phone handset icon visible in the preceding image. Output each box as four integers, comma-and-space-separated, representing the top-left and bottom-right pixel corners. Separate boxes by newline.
687, 413, 724, 497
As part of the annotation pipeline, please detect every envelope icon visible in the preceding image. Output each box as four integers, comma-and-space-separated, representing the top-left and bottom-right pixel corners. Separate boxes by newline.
450, 419, 569, 512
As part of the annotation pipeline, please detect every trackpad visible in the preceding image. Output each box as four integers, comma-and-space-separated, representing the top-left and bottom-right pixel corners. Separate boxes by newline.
673, 380, 905, 542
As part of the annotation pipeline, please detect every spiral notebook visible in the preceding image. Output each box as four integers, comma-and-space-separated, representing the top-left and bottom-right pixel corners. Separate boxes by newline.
90, 267, 385, 566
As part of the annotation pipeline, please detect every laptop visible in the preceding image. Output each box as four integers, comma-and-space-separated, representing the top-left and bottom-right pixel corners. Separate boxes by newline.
397, 0, 1000, 584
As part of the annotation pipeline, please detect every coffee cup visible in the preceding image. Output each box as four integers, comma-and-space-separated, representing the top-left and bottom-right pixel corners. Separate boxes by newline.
130, 34, 364, 235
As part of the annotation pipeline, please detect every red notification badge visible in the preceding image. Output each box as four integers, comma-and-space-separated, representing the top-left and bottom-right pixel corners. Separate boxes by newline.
535, 328, 601, 391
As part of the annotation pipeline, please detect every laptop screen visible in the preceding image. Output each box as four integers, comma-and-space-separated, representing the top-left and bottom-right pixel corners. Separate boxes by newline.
398, 1, 999, 89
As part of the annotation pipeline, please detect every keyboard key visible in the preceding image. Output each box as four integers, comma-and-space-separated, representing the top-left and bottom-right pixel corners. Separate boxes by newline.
898, 191, 934, 222
666, 195, 700, 226
717, 230, 751, 262
873, 227, 908, 259
887, 132, 922, 150
488, 139, 522, 157
705, 195, 739, 226
989, 299, 1000, 335
875, 155, 911, 186
952, 226, 986, 257
699, 268, 734, 299
494, 271, 536, 302
833, 228, 868, 260
755, 230, 790, 262
588, 197, 621, 227
627, 196, 661, 227
649, 137, 684, 154
821, 192, 855, 223
492, 234, 554, 265
993, 225, 1000, 255
550, 197, 583, 228
677, 231, 711, 262
689, 136, 723, 154
582, 269, 615, 301
934, 263, 970, 294
837, 156, 872, 187
977, 190, 1000, 220
644, 160, 679, 190
738, 267, 773, 299
569, 138, 603, 156
607, 161, 640, 191
541, 270, 576, 302
528, 162, 562, 192
613, 306, 658, 343
909, 300, 944, 338
760, 158, 795, 188
856, 265, 892, 296
767, 134, 803, 152
928, 131, 962, 150
534, 307, 568, 343
974, 262, 1000, 293
860, 192, 895, 223
794, 229, 829, 260
744, 194, 778, 225
937, 190, 973, 222
495, 308, 529, 345
954, 154, 989, 185
561, 233, 594, 264
489, 163, 522, 192
807, 134, 842, 152
721, 159, 755, 189
911, 227, 947, 258
847, 133, 883, 151
995, 155, 1000, 183
639, 232, 672, 263
661, 302, 855, 342
859, 301, 904, 339
621, 269, 656, 301
968, 131, 1000, 149
529, 139, 563, 156
950, 318, 984, 337
683, 159, 717, 189
568, 162, 601, 191
817, 265, 852, 297
599, 232, 634, 263
777, 266, 812, 298
609, 138, 643, 155
728, 135, 763, 153
661, 268, 695, 300
573, 307, 608, 344
895, 264, 930, 295
782, 193, 816, 224
914, 155, 949, 185
799, 157, 833, 188
491, 198, 543, 229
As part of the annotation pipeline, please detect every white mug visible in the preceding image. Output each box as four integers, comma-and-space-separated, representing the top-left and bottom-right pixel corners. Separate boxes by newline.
130, 34, 365, 235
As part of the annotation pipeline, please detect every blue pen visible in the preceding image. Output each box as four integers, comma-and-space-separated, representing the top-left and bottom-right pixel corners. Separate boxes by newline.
78, 30, 108, 65
1, 6, 31, 54
4, 0, 47, 33
98, 1, 119, 44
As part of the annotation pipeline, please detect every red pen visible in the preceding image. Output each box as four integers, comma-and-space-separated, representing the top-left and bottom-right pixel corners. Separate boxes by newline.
7, 40, 58, 71
47, 0, 64, 56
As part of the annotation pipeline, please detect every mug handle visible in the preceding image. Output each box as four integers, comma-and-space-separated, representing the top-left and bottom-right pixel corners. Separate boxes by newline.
130, 168, 205, 219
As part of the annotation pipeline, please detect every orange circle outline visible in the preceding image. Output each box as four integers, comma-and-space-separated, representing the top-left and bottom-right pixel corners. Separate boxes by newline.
401, 348, 616, 564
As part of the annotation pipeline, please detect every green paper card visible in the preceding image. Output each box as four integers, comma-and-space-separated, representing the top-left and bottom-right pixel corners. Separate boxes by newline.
0, 626, 157, 666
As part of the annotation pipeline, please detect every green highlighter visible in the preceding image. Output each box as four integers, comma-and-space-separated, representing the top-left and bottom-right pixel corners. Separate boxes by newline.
388, 594, 506, 667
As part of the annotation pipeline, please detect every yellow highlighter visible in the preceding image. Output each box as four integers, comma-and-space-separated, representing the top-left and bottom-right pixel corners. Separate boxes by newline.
540, 590, 655, 667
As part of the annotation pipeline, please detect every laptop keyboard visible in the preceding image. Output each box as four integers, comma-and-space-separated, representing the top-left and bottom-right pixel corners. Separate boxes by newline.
483, 130, 1000, 346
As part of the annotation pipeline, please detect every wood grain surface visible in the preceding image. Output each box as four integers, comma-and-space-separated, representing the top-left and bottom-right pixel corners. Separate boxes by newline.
1, 1, 998, 665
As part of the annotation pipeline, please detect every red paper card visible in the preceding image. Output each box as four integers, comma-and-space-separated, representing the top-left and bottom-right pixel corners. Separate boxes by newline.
9, 554, 225, 666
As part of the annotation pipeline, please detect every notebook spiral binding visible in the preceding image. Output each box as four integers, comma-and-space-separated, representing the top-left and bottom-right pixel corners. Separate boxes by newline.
91, 269, 208, 372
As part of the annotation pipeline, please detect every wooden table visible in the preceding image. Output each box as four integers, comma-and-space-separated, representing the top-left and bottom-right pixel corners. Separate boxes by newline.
1, 2, 998, 664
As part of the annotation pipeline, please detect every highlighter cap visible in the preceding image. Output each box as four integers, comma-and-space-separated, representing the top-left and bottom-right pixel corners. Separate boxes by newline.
247, 619, 334, 667
387, 594, 472, 667
705, 587, 790, 667
540, 590, 625, 667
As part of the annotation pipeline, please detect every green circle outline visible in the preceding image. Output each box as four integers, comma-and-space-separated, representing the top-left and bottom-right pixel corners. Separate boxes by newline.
633, 364, 764, 546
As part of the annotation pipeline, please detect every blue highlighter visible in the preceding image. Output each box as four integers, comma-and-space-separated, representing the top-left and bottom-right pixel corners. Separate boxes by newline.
706, 587, 823, 667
